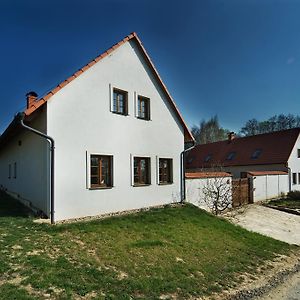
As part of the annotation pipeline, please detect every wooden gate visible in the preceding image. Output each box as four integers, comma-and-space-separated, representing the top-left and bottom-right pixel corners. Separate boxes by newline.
232, 178, 252, 207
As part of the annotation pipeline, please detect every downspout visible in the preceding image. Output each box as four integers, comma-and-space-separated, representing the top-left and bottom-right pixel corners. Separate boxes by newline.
180, 140, 196, 203
287, 165, 292, 192
17, 112, 55, 224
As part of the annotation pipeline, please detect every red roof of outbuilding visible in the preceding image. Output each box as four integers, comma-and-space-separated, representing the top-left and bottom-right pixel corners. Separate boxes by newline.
186, 172, 232, 179
186, 128, 300, 169
247, 171, 288, 176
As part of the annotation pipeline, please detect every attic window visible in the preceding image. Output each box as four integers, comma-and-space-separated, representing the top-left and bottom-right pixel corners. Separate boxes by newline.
251, 149, 262, 159
112, 88, 128, 115
298, 149, 300, 158
204, 154, 212, 162
226, 152, 236, 161
188, 156, 194, 164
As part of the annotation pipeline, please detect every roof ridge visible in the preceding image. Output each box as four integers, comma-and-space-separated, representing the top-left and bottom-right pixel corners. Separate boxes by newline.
194, 127, 300, 148
22, 32, 193, 142
24, 32, 137, 116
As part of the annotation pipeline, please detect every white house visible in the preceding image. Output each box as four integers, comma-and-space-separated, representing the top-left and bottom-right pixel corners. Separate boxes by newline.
0, 32, 194, 222
186, 129, 300, 194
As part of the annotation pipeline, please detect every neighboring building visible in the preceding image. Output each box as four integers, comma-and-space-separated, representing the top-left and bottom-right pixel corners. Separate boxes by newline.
186, 129, 300, 192
0, 32, 194, 222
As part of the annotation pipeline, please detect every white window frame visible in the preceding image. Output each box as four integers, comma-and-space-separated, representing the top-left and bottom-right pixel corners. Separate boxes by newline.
86, 151, 114, 189
109, 84, 129, 115
134, 91, 151, 120
130, 154, 152, 186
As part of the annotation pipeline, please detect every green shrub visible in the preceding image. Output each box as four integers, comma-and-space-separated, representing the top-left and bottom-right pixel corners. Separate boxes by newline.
287, 190, 300, 200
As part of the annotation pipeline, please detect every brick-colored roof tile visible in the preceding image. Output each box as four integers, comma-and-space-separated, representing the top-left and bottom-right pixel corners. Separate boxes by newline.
186, 128, 300, 168
7, 32, 193, 143
186, 172, 232, 179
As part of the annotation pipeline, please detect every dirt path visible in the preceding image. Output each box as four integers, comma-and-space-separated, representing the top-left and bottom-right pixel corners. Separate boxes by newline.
224, 204, 300, 245
258, 270, 300, 300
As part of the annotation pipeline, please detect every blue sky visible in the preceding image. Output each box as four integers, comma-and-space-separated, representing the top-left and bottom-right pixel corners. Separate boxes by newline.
0, 0, 300, 133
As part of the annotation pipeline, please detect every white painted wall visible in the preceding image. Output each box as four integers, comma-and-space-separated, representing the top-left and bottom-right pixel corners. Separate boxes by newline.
288, 133, 300, 191
186, 176, 232, 211
251, 174, 289, 202
46, 40, 185, 221
224, 164, 287, 178
0, 109, 49, 214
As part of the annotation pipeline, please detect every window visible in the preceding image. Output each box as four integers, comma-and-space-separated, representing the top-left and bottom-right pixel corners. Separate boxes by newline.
251, 149, 262, 159
226, 152, 236, 161
90, 155, 113, 188
8, 164, 11, 179
298, 173, 300, 184
298, 149, 300, 158
159, 158, 173, 184
137, 96, 150, 120
112, 88, 128, 115
133, 157, 150, 185
204, 154, 212, 162
13, 162, 17, 179
292, 173, 297, 185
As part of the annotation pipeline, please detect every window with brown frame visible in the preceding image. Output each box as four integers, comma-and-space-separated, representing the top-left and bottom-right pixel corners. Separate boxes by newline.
159, 158, 173, 184
133, 157, 151, 185
292, 173, 297, 185
90, 155, 113, 188
112, 88, 128, 115
137, 96, 150, 120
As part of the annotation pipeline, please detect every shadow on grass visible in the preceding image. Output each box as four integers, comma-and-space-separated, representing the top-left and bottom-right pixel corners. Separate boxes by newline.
0, 191, 34, 218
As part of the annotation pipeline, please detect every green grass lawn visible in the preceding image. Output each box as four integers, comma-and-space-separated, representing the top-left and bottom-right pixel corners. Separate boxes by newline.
268, 198, 300, 209
0, 191, 294, 300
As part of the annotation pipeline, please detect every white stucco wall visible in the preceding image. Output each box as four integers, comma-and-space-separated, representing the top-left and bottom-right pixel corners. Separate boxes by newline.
46, 40, 185, 221
251, 174, 289, 202
288, 133, 300, 191
186, 176, 232, 212
0, 109, 49, 214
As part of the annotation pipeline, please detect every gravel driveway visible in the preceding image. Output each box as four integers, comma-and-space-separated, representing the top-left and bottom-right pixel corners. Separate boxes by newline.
224, 204, 300, 245
259, 271, 300, 300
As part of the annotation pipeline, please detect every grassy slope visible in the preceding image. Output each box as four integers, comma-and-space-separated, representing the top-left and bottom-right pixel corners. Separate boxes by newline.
0, 192, 293, 300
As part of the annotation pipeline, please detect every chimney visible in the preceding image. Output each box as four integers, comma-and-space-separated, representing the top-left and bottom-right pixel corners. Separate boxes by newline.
228, 132, 235, 142
26, 91, 38, 109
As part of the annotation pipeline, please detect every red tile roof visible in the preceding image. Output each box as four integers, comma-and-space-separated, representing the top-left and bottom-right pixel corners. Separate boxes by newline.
185, 172, 232, 179
247, 171, 288, 176
23, 32, 193, 142
186, 128, 300, 169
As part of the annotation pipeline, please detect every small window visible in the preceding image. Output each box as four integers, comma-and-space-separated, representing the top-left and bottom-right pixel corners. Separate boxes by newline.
90, 155, 113, 188
298, 173, 300, 184
226, 152, 236, 161
204, 154, 212, 162
112, 88, 128, 115
137, 96, 150, 120
251, 149, 262, 159
298, 149, 300, 158
292, 173, 297, 185
133, 157, 151, 185
8, 164, 11, 179
159, 158, 173, 184
13, 162, 17, 179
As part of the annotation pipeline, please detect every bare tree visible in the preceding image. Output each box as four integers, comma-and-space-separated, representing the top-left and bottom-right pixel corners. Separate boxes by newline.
201, 173, 232, 215
191, 115, 230, 144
